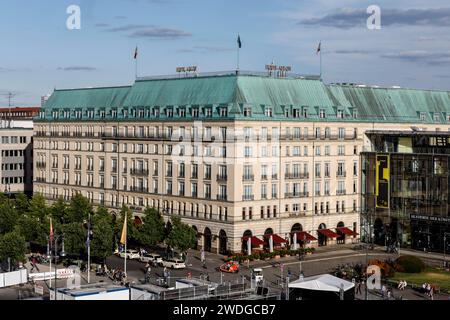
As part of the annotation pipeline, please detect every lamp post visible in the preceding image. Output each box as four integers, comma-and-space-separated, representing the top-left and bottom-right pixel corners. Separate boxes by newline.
51, 233, 66, 300
444, 233, 450, 268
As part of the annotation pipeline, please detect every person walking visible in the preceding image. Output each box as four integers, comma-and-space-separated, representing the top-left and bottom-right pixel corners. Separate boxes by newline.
356, 280, 362, 294
381, 284, 387, 299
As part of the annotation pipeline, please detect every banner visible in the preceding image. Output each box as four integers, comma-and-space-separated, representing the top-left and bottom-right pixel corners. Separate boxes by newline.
376, 154, 390, 208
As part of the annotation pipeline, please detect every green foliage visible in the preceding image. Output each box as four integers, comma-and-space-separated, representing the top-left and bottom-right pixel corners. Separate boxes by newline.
91, 206, 114, 260
67, 193, 93, 223
50, 197, 68, 224
28, 193, 49, 221
395, 255, 426, 273
0, 227, 26, 265
14, 193, 29, 213
62, 222, 86, 256
0, 200, 19, 234
136, 207, 165, 247
166, 216, 196, 253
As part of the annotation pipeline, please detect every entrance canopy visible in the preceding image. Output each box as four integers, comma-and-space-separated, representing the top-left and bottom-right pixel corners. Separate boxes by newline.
289, 274, 354, 293
337, 227, 358, 236
292, 231, 317, 241
264, 234, 287, 244
242, 236, 264, 246
318, 229, 339, 238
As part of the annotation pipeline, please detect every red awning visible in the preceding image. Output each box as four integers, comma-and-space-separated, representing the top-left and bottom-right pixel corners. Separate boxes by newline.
292, 231, 317, 241
318, 229, 339, 238
337, 227, 359, 236
242, 236, 264, 246
264, 234, 287, 244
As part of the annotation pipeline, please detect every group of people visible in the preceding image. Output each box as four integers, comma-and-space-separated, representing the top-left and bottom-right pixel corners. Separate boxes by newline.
421, 283, 435, 300
397, 280, 408, 290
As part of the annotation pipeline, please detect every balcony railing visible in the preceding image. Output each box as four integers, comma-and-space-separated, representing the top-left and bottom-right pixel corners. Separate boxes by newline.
285, 173, 309, 179
242, 174, 254, 181
36, 162, 46, 168
217, 174, 227, 182
242, 195, 254, 201
336, 171, 347, 177
336, 190, 347, 195
261, 174, 268, 180
217, 194, 227, 201
130, 168, 149, 176
130, 186, 148, 193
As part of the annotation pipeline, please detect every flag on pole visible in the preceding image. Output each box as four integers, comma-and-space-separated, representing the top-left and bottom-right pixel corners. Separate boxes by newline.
316, 41, 321, 55
134, 46, 138, 59
49, 218, 53, 244
120, 215, 127, 245
237, 35, 242, 49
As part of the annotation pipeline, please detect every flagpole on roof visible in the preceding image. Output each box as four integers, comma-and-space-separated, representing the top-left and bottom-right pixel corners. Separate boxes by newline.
236, 34, 242, 73
134, 45, 138, 79
316, 41, 322, 80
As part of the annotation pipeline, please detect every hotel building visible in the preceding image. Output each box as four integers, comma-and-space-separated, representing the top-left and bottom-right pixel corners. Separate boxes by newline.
33, 71, 450, 254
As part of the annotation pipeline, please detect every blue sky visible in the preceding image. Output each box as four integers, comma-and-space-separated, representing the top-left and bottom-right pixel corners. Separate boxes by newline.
1, 0, 450, 105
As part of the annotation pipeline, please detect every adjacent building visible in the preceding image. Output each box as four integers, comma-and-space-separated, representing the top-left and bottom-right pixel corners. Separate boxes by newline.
0, 107, 38, 195
361, 130, 450, 253
33, 71, 450, 254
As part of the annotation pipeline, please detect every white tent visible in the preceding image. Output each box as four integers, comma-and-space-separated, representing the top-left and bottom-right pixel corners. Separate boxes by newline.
289, 274, 354, 293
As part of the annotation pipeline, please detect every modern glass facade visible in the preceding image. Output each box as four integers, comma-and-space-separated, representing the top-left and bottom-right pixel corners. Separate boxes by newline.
361, 131, 450, 253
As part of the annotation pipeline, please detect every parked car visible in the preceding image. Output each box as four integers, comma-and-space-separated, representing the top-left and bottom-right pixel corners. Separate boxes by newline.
139, 253, 163, 265
161, 258, 186, 269
119, 250, 140, 260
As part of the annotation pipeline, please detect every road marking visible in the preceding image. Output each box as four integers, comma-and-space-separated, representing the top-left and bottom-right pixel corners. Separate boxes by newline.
259, 253, 387, 269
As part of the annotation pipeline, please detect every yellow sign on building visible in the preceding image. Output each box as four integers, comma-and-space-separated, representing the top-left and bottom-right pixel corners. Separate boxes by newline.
376, 154, 389, 208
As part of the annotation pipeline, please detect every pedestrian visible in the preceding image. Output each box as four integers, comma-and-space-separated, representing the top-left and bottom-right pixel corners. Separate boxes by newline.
356, 280, 362, 294
387, 288, 392, 300
287, 268, 292, 280
429, 286, 434, 300
381, 284, 387, 299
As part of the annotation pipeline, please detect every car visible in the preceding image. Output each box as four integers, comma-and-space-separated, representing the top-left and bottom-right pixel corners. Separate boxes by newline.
161, 258, 186, 269
139, 253, 163, 265
119, 250, 140, 260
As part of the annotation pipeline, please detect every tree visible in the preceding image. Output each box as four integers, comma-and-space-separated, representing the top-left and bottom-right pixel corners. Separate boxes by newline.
91, 206, 114, 261
67, 193, 93, 223
28, 193, 49, 222
17, 214, 48, 246
14, 193, 29, 213
62, 222, 86, 256
50, 197, 68, 224
0, 227, 26, 266
136, 207, 165, 247
166, 216, 196, 253
0, 200, 19, 234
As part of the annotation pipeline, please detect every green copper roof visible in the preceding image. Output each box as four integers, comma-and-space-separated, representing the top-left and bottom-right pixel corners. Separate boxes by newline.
45, 86, 131, 109
39, 74, 450, 123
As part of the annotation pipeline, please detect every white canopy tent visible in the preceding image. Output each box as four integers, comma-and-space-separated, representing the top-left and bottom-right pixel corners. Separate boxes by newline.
289, 274, 354, 293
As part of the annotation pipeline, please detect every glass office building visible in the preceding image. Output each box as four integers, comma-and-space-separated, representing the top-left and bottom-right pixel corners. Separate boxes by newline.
361, 130, 450, 253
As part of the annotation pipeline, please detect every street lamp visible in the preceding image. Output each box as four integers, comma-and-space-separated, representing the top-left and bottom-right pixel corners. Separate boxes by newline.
51, 233, 66, 300
444, 233, 450, 268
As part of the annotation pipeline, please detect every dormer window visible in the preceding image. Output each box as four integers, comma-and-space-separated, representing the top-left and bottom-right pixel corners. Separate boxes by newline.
122, 108, 129, 118
447, 114, 450, 122
420, 112, 426, 121
319, 109, 326, 119
433, 112, 440, 122
204, 107, 213, 117
284, 108, 290, 117
219, 107, 228, 117
293, 109, 301, 118
99, 109, 106, 118
166, 108, 173, 117
243, 107, 252, 117
137, 109, 145, 118
337, 109, 344, 119
302, 107, 308, 118
111, 109, 117, 118
353, 110, 358, 119
192, 107, 199, 117
178, 108, 186, 117
265, 107, 273, 117
152, 107, 160, 117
